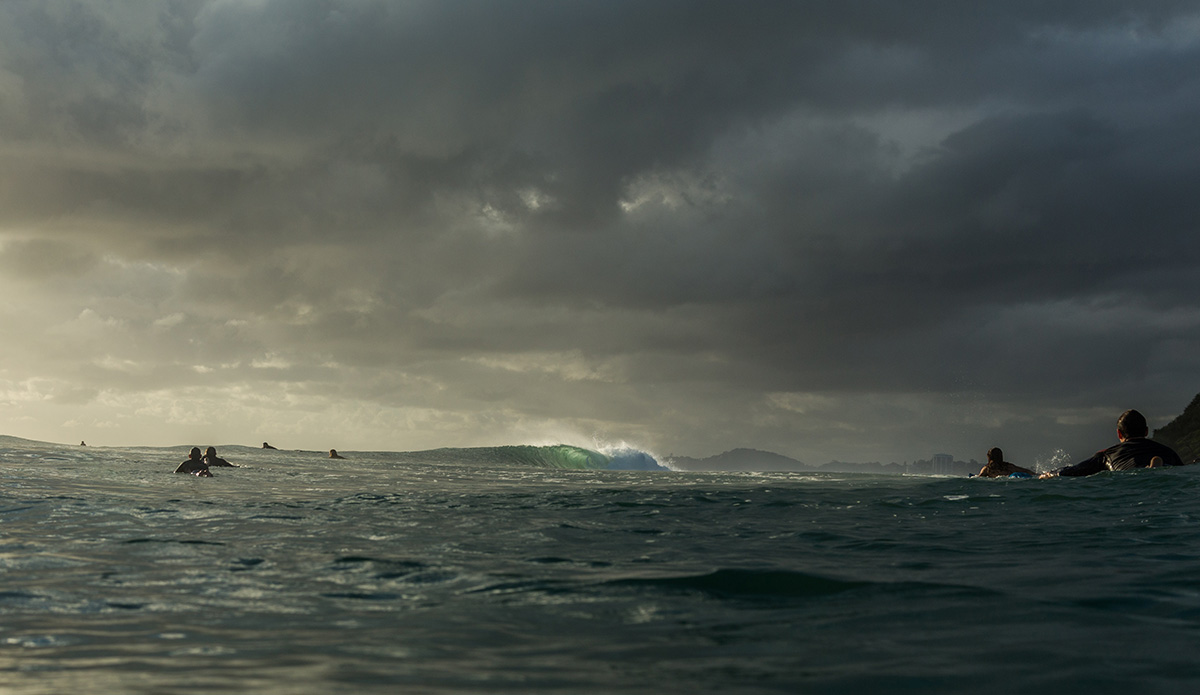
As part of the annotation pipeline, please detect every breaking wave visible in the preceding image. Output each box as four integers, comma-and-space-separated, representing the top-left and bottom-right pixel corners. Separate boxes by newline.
426, 444, 669, 471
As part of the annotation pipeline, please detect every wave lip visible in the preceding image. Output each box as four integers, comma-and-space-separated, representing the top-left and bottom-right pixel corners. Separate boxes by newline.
603, 447, 667, 471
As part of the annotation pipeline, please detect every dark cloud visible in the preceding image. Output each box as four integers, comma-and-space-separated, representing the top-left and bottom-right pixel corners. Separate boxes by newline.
1, 1, 1199, 462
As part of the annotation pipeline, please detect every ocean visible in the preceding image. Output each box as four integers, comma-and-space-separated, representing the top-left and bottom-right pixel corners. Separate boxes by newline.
3, 438, 1200, 694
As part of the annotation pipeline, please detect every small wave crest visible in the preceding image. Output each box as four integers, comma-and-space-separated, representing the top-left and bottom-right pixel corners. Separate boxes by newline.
612, 568, 867, 598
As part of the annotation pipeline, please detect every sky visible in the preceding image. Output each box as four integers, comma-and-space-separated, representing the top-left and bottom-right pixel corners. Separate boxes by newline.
2, 1, 1200, 465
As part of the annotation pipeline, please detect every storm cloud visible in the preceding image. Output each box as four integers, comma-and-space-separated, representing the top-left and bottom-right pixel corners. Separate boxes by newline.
2, 0, 1199, 464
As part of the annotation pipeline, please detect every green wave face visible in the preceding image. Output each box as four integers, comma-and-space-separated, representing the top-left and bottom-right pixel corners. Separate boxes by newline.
491, 445, 612, 469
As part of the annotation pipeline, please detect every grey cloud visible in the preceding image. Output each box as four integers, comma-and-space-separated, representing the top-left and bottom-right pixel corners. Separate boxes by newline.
2, 1, 1199, 460
0, 239, 98, 279
0, 2, 165, 144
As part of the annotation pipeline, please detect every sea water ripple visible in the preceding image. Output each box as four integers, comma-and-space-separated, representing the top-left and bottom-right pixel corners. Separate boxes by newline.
3, 441, 1200, 693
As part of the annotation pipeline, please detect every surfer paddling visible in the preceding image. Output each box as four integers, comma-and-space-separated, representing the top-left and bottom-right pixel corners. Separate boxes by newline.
975, 447, 1035, 478
204, 446, 238, 467
1040, 409, 1184, 478
175, 447, 213, 477
329, 449, 344, 459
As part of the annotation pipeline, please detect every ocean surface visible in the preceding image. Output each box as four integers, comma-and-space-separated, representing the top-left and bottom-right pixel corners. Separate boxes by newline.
3, 438, 1200, 694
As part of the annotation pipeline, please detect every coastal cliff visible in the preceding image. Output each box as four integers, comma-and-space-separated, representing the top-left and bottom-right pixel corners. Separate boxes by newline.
1153, 393, 1200, 464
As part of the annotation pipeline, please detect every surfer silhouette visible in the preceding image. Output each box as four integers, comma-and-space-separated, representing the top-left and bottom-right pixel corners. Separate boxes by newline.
262, 442, 277, 450
1041, 409, 1184, 477
175, 447, 213, 477
329, 449, 344, 459
204, 446, 237, 467
975, 447, 1035, 478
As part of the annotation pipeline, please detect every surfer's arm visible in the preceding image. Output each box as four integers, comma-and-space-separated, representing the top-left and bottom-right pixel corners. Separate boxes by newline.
1055, 452, 1106, 477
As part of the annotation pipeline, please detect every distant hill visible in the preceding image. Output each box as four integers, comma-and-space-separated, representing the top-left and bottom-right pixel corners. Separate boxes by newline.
666, 448, 808, 471
1153, 393, 1200, 464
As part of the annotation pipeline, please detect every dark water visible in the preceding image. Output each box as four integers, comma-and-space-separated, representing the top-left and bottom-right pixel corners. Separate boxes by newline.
3, 440, 1200, 693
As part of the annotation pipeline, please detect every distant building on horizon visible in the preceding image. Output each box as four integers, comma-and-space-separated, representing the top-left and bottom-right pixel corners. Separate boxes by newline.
931, 453, 954, 475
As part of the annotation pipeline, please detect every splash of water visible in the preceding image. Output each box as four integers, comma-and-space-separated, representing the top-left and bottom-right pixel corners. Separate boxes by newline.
1033, 448, 1072, 473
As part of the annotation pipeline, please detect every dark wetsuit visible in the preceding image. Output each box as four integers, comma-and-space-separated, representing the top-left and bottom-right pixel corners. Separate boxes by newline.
1057, 438, 1184, 476
204, 456, 235, 467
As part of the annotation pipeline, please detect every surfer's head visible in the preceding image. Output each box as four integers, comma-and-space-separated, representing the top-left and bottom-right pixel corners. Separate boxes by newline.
986, 447, 1003, 464
1117, 409, 1148, 440
189, 447, 202, 459
205, 446, 217, 457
